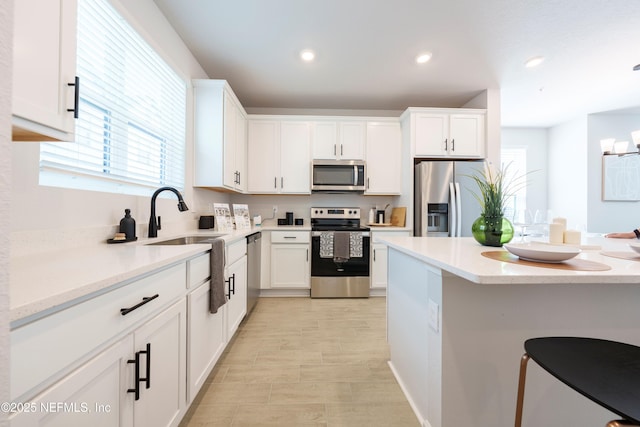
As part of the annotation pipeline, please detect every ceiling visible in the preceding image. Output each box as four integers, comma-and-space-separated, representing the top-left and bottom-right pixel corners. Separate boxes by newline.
153, 0, 640, 128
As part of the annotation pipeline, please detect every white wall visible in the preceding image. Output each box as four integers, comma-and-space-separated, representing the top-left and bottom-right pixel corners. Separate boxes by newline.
548, 117, 588, 229
1, 1, 12, 422
587, 113, 640, 233
501, 128, 548, 215
10, 0, 232, 256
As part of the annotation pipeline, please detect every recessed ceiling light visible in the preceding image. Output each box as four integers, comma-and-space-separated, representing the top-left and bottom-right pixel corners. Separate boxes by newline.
416, 52, 432, 64
300, 49, 315, 62
525, 56, 544, 68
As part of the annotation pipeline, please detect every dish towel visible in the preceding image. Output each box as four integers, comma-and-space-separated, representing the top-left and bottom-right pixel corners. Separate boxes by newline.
319, 232, 334, 258
210, 238, 226, 314
333, 231, 351, 263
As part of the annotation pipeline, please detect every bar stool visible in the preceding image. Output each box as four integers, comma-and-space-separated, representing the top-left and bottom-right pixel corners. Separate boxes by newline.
514, 337, 640, 427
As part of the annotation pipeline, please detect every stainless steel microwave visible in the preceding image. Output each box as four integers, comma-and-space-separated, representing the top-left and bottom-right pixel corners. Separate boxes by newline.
311, 160, 366, 192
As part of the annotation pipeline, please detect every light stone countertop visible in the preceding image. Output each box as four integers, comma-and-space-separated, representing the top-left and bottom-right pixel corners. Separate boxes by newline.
9, 226, 294, 325
378, 235, 640, 285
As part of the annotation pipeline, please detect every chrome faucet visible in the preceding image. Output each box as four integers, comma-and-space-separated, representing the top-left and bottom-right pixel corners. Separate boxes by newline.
148, 186, 189, 238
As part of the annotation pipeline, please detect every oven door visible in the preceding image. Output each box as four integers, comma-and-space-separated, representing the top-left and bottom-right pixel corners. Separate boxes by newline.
310, 231, 370, 298
311, 232, 370, 277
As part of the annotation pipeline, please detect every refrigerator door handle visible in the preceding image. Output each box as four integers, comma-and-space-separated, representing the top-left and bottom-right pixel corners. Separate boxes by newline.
449, 182, 457, 237
455, 182, 462, 237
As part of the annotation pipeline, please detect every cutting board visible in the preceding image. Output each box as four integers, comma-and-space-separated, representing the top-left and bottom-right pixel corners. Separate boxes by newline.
390, 207, 406, 227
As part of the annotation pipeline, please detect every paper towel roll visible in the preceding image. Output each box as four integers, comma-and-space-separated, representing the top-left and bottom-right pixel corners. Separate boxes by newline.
549, 223, 564, 244
563, 229, 581, 245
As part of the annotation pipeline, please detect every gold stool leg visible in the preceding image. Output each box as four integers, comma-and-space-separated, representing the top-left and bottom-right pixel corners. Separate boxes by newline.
514, 353, 530, 427
606, 421, 640, 427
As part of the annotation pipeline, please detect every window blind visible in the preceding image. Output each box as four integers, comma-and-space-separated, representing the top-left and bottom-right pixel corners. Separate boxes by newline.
40, 0, 186, 194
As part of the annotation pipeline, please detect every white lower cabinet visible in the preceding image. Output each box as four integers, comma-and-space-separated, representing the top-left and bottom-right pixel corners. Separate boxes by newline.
10, 244, 252, 427
10, 338, 132, 427
132, 300, 186, 427
270, 231, 310, 289
371, 243, 389, 289
10, 299, 186, 427
225, 254, 247, 339
371, 231, 412, 289
187, 280, 226, 403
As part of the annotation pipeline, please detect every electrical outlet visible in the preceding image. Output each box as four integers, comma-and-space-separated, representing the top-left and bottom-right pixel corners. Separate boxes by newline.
428, 299, 439, 333
273, 205, 278, 214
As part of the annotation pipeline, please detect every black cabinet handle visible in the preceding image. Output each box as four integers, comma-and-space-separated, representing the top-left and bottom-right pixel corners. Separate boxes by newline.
127, 343, 151, 401
225, 274, 235, 298
444, 138, 448, 151
274, 177, 277, 189
120, 294, 159, 316
451, 138, 455, 151
67, 76, 80, 119
127, 351, 141, 400
141, 343, 151, 390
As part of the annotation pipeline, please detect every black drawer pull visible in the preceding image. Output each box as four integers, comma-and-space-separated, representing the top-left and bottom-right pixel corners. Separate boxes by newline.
66, 76, 80, 119
120, 294, 159, 316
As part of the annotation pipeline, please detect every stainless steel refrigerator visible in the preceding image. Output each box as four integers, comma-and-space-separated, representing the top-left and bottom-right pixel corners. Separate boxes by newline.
414, 160, 487, 237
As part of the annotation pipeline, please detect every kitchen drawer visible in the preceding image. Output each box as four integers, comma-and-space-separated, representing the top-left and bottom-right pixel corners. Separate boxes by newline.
271, 231, 310, 244
188, 252, 210, 288
11, 262, 186, 401
226, 239, 247, 265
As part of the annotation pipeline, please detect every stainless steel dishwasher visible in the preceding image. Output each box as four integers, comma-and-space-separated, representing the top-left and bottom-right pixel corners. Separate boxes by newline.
245, 232, 261, 315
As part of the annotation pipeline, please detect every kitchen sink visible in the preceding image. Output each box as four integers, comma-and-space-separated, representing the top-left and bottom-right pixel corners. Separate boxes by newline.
145, 235, 224, 245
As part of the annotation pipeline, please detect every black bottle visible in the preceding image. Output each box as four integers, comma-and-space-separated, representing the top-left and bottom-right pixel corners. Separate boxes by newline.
119, 209, 137, 240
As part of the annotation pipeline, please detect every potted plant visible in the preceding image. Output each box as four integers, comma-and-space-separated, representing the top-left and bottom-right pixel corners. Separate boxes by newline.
468, 163, 527, 247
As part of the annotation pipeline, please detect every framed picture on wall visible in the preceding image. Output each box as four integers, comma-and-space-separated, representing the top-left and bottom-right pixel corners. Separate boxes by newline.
602, 155, 640, 201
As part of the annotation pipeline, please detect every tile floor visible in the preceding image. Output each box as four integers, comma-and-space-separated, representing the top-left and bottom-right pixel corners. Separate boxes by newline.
179, 297, 420, 426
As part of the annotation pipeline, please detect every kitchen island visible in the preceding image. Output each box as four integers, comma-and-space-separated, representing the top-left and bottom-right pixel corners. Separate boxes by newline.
380, 236, 640, 427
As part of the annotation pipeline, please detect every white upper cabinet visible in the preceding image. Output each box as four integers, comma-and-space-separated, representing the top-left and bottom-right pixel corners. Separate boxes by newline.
247, 118, 311, 194
12, 0, 78, 141
365, 121, 402, 195
312, 120, 365, 160
193, 80, 247, 192
410, 109, 486, 158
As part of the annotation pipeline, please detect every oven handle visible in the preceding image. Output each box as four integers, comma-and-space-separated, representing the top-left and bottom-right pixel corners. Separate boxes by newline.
312, 231, 370, 237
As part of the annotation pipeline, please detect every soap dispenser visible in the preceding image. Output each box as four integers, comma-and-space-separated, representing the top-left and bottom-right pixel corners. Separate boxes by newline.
119, 209, 137, 240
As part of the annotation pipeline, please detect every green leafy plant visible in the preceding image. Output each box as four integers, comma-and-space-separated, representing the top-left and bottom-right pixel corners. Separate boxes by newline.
468, 162, 529, 218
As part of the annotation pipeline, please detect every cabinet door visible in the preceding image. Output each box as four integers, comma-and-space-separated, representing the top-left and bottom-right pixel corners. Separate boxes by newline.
133, 300, 186, 427
10, 338, 134, 427
371, 243, 388, 289
187, 281, 226, 403
226, 256, 247, 339
280, 121, 311, 194
449, 114, 484, 157
12, 0, 77, 141
311, 122, 338, 159
223, 93, 238, 189
365, 121, 402, 195
247, 120, 279, 193
271, 244, 310, 288
414, 114, 448, 156
338, 121, 365, 160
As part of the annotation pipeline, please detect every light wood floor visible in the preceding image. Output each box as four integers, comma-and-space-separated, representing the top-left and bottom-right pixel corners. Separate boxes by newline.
180, 297, 420, 426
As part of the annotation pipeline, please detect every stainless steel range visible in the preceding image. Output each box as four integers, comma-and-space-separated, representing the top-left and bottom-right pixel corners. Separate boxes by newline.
310, 207, 370, 298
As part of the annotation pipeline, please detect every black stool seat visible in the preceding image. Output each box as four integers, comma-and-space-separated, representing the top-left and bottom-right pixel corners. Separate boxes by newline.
524, 337, 640, 424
